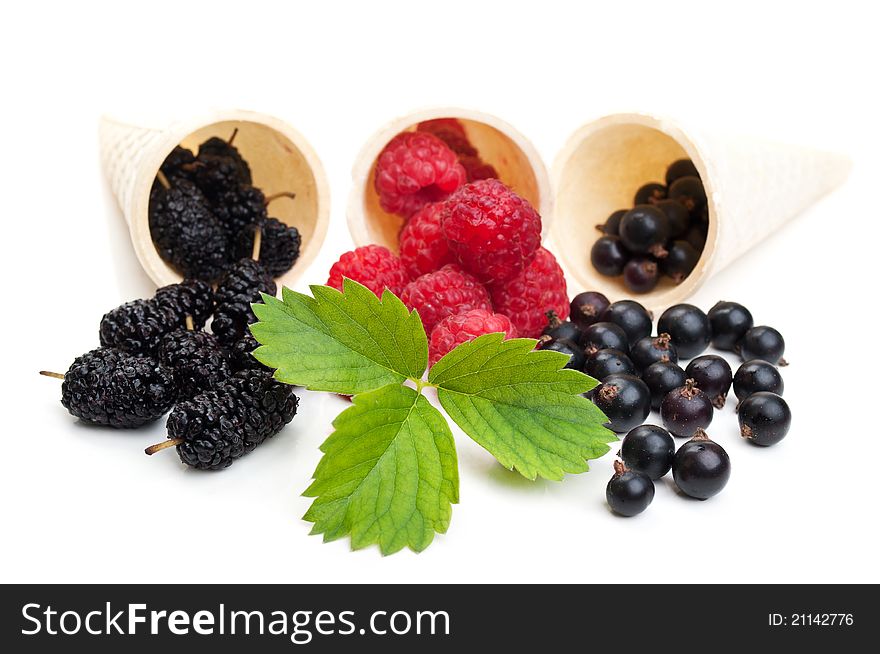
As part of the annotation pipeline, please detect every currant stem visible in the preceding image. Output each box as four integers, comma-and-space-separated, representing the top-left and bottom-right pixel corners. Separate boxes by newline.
145, 438, 184, 455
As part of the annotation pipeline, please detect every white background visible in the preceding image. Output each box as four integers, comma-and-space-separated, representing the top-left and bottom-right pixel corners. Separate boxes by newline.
2, 0, 878, 584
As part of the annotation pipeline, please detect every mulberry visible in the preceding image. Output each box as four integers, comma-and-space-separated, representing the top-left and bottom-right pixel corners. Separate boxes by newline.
212, 259, 276, 344
154, 278, 215, 330
159, 146, 196, 182
149, 179, 230, 282
99, 298, 179, 356
158, 329, 231, 398
188, 154, 251, 199
152, 370, 298, 470
43, 347, 176, 428
197, 134, 252, 185
233, 217, 302, 277
230, 334, 270, 373
209, 184, 267, 240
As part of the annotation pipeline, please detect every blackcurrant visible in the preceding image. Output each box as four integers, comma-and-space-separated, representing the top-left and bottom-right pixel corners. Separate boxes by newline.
596, 209, 626, 236
738, 392, 791, 447
668, 175, 706, 217
592, 373, 651, 433
707, 301, 754, 351
633, 182, 667, 206
684, 223, 707, 251
569, 291, 611, 329
738, 325, 786, 366
623, 258, 659, 293
582, 321, 629, 355
665, 159, 700, 186
657, 303, 711, 359
630, 333, 678, 371
733, 359, 784, 401
672, 429, 731, 500
660, 378, 714, 438
619, 206, 670, 257
685, 355, 733, 409
655, 199, 691, 238
584, 348, 635, 381
659, 240, 700, 283
620, 424, 675, 480
642, 360, 688, 411
600, 300, 653, 344
536, 337, 585, 371
541, 311, 583, 345
606, 460, 654, 517
591, 235, 629, 276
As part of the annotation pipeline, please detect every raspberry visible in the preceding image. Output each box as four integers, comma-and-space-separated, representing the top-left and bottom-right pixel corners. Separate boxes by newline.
326, 245, 410, 297
398, 202, 455, 279
400, 264, 492, 334
417, 119, 477, 158
489, 247, 569, 338
417, 120, 498, 182
429, 309, 517, 365
374, 132, 467, 219
441, 179, 542, 284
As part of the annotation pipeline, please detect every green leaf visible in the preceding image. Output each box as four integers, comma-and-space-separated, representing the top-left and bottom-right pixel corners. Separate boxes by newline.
250, 279, 428, 394
303, 384, 459, 555
428, 334, 615, 481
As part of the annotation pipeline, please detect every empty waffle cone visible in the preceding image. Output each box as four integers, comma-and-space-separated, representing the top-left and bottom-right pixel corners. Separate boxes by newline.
347, 107, 552, 250
99, 109, 330, 288
552, 113, 851, 310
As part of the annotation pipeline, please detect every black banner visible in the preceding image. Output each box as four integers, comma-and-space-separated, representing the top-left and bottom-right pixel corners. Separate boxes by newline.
0, 584, 871, 650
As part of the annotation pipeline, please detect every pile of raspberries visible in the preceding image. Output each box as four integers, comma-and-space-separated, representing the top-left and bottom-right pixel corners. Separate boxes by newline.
327, 119, 569, 365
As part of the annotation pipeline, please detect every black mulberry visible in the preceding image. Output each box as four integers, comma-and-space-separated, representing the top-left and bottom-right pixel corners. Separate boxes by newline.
230, 334, 270, 373
197, 136, 252, 185
149, 179, 230, 282
154, 278, 215, 330
234, 217, 302, 277
158, 369, 298, 470
158, 329, 231, 398
209, 184, 267, 240
188, 154, 251, 200
212, 259, 276, 345
50, 347, 176, 428
99, 298, 179, 356
159, 146, 196, 181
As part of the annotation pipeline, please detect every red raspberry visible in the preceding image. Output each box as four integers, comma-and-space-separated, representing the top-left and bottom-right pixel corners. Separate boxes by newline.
459, 156, 499, 181
417, 119, 478, 158
400, 264, 492, 334
489, 247, 569, 338
398, 201, 455, 279
441, 179, 542, 284
374, 131, 467, 219
326, 245, 410, 297
429, 309, 517, 365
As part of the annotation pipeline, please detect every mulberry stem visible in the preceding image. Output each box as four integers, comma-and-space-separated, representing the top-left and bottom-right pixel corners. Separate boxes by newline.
145, 438, 184, 455
228, 128, 238, 146
156, 170, 171, 190
185, 315, 194, 331
39, 371, 64, 379
263, 191, 296, 206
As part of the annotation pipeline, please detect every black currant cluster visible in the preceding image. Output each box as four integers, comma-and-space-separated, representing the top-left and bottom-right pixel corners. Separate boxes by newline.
591, 159, 708, 293
538, 292, 791, 517
42, 278, 297, 470
149, 131, 302, 283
